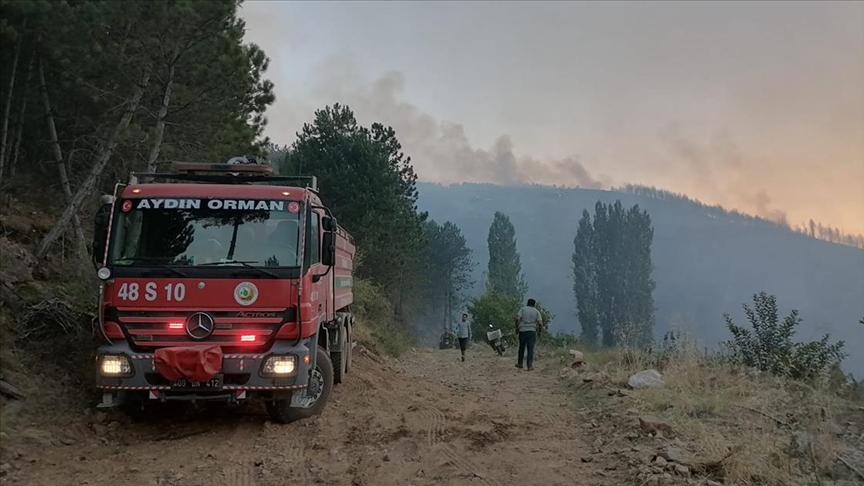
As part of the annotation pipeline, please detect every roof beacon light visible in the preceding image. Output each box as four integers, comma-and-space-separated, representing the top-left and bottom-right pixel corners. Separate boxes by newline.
171, 160, 273, 175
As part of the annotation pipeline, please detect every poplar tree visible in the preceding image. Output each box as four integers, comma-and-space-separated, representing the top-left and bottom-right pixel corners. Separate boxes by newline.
572, 200, 656, 347
486, 211, 527, 300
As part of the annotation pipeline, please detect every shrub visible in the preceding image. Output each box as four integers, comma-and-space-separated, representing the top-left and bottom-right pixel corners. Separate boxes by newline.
538, 331, 578, 349
467, 291, 520, 340
467, 292, 555, 341
352, 278, 411, 357
722, 292, 846, 381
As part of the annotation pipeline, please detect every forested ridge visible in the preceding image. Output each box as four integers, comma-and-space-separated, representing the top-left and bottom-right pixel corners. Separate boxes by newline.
416, 182, 864, 374
617, 184, 864, 249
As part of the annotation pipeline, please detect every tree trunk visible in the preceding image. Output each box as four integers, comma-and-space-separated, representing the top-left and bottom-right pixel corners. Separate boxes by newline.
9, 51, 34, 180
444, 269, 450, 330
145, 51, 177, 173
35, 68, 152, 260
37, 57, 87, 256
0, 19, 25, 186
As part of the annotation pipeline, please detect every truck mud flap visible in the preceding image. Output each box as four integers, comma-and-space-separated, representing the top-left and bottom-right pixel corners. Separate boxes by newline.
290, 389, 316, 408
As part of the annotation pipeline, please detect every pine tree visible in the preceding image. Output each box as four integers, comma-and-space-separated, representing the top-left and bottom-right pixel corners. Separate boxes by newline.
282, 104, 426, 295
0, 0, 274, 257
426, 221, 476, 326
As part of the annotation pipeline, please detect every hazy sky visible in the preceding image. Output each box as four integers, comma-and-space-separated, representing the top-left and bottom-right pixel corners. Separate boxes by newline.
240, 1, 864, 234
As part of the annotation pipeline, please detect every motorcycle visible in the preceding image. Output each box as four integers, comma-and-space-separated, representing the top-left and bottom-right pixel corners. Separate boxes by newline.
485, 325, 507, 356
438, 329, 458, 349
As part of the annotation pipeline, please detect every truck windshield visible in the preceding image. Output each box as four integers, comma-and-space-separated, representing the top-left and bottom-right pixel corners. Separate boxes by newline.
109, 198, 301, 267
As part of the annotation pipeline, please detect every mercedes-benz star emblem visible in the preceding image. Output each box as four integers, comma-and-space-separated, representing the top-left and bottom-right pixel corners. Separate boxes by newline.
185, 312, 215, 340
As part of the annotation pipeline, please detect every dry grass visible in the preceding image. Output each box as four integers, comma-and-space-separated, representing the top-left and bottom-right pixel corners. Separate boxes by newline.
351, 278, 412, 358
0, 234, 99, 454
556, 337, 864, 485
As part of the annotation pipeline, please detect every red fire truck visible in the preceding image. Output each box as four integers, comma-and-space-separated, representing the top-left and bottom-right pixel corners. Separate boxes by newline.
91, 157, 355, 423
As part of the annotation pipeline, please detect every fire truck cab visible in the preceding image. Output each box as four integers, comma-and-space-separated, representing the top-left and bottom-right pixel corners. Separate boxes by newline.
91, 157, 355, 423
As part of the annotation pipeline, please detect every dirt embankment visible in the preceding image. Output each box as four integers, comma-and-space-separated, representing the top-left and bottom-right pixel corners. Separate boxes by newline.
1, 346, 621, 486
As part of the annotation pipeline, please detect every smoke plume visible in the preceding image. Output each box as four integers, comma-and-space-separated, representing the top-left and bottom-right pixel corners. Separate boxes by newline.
657, 123, 789, 224
296, 63, 610, 189
241, 1, 864, 234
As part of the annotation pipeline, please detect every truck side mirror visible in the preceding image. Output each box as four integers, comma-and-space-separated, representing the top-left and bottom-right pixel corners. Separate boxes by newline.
321, 216, 335, 231
91, 195, 114, 268
322, 230, 336, 267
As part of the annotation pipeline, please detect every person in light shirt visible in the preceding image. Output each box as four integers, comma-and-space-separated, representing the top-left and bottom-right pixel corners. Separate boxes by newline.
514, 298, 543, 371
456, 313, 472, 362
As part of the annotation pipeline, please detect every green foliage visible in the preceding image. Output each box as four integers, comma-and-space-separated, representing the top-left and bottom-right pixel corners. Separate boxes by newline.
723, 292, 847, 381
352, 278, 411, 357
273, 105, 476, 343
281, 104, 426, 294
0, 0, 273, 201
572, 200, 656, 348
486, 211, 527, 299
468, 291, 554, 341
538, 330, 577, 349
423, 219, 476, 329
535, 301, 554, 334
467, 291, 521, 341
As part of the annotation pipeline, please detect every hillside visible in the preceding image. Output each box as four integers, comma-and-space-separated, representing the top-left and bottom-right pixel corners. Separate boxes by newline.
415, 182, 864, 374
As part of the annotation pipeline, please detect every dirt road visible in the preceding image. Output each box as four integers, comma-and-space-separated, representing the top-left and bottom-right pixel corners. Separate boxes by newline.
9, 345, 624, 486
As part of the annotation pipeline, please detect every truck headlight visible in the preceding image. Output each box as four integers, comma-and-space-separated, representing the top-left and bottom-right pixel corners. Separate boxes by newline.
260, 355, 297, 376
97, 267, 111, 280
100, 355, 132, 377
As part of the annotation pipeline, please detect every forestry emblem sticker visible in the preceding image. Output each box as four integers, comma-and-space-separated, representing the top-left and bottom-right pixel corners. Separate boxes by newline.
233, 281, 259, 306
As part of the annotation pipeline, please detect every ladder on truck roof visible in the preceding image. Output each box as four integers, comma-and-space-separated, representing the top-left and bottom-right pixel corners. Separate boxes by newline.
129, 159, 318, 192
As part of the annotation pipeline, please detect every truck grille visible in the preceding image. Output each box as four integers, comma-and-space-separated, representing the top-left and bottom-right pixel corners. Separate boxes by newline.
109, 308, 295, 348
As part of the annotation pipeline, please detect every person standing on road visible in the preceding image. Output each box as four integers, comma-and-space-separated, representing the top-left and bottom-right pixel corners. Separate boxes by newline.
456, 313, 472, 362
514, 299, 543, 371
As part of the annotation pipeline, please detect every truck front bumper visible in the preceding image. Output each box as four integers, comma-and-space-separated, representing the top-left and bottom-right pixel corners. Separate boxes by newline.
95, 341, 313, 404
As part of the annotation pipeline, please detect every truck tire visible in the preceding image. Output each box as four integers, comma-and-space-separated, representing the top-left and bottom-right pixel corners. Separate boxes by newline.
266, 345, 333, 424
332, 328, 347, 385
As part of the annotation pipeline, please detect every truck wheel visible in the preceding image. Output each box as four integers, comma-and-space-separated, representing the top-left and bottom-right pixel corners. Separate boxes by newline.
266, 345, 333, 424
332, 328, 347, 385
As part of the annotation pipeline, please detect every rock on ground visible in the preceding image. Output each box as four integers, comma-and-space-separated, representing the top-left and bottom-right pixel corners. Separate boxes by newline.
628, 369, 664, 389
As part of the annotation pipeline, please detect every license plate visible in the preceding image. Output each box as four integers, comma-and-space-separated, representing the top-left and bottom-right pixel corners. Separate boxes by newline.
171, 375, 223, 390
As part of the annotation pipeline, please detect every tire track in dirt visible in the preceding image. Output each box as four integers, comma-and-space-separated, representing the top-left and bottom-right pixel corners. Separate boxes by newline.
270, 423, 315, 482
337, 369, 367, 395
417, 404, 447, 446
409, 382, 501, 485
439, 443, 499, 486
336, 356, 376, 407
533, 407, 575, 440
354, 376, 374, 405
223, 463, 256, 486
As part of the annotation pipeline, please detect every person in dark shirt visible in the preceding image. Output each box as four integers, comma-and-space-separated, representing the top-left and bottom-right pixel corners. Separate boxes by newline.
514, 298, 543, 371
